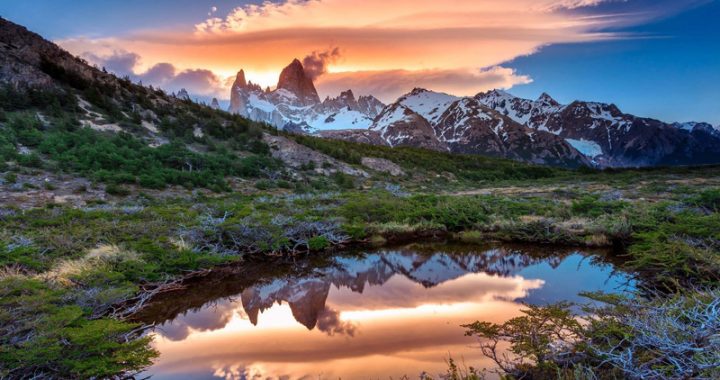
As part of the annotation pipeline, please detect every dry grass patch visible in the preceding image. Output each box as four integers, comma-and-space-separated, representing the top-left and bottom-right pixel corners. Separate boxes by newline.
39, 245, 138, 286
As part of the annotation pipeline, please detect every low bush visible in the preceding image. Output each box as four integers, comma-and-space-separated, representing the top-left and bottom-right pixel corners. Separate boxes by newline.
105, 183, 131, 196
0, 276, 157, 379
463, 289, 720, 380
571, 195, 626, 218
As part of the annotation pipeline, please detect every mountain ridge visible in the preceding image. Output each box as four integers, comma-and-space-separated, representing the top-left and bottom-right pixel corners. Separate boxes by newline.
229, 60, 385, 134
226, 59, 720, 168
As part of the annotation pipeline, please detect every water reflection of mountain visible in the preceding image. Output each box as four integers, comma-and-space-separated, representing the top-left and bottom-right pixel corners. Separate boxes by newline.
240, 247, 566, 330
137, 243, 603, 336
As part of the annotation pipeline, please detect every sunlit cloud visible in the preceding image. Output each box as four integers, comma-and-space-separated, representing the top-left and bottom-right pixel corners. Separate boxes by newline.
303, 47, 342, 81
316, 66, 532, 102
57, 0, 702, 100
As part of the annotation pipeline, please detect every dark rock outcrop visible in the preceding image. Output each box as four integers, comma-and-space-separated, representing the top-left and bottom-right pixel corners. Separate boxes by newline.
276, 58, 320, 106
0, 17, 114, 89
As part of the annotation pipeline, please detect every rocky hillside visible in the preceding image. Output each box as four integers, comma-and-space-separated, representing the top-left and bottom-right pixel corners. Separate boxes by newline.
0, 17, 320, 196
0, 18, 119, 89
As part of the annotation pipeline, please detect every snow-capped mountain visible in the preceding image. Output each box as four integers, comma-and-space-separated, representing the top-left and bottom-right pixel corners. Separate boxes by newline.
671, 121, 720, 137
397, 88, 460, 125
369, 102, 447, 150
324, 89, 590, 167
326, 88, 720, 167
226, 58, 720, 168
474, 90, 720, 167
433, 97, 588, 166
228, 59, 384, 133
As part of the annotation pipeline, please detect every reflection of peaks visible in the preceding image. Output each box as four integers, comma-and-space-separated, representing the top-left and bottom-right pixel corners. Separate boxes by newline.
331, 254, 396, 292
382, 248, 547, 287
387, 252, 471, 287
239, 249, 550, 329
241, 278, 329, 330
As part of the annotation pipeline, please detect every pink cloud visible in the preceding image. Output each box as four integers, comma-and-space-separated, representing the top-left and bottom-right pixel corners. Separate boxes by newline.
316, 66, 532, 103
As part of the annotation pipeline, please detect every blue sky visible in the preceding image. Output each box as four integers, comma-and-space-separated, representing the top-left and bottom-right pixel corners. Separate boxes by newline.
507, 1, 720, 124
0, 0, 253, 39
1, 0, 718, 124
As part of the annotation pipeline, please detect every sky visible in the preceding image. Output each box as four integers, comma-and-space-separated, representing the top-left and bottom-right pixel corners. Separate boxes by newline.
1, 0, 718, 124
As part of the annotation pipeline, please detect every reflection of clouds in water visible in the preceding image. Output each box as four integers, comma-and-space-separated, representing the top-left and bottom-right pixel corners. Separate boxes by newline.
153, 249, 550, 341
158, 299, 237, 341
142, 249, 633, 380
316, 307, 357, 337
329, 273, 544, 311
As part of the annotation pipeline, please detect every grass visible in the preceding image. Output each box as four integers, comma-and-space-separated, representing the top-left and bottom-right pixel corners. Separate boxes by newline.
0, 169, 718, 377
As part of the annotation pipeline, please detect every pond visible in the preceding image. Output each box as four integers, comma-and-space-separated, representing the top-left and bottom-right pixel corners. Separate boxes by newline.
136, 242, 634, 379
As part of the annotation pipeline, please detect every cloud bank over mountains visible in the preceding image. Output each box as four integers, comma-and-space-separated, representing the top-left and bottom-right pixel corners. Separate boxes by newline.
83, 50, 225, 99
60, 0, 706, 103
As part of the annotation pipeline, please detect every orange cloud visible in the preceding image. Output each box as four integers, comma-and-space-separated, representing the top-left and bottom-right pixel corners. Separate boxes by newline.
56, 0, 658, 99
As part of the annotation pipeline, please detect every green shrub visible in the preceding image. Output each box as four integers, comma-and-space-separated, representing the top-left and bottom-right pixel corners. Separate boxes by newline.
276, 179, 292, 189
106, 183, 131, 196
571, 195, 625, 218
0, 277, 157, 378
332, 172, 355, 189
308, 236, 330, 250
255, 179, 274, 190
300, 161, 316, 171
17, 152, 43, 168
692, 189, 720, 211
138, 174, 166, 189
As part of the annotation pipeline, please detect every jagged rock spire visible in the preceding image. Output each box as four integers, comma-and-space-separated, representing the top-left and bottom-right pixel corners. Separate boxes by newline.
235, 69, 247, 88
277, 58, 320, 106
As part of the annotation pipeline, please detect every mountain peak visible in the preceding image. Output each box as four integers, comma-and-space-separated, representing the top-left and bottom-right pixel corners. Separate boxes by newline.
235, 70, 247, 87
490, 89, 512, 97
277, 58, 320, 106
475, 89, 514, 101
409, 87, 429, 95
340, 89, 355, 101
537, 92, 558, 105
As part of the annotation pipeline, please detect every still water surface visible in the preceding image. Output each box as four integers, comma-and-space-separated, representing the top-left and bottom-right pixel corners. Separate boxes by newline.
138, 243, 633, 379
